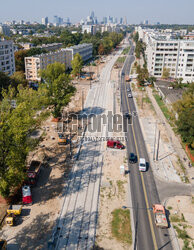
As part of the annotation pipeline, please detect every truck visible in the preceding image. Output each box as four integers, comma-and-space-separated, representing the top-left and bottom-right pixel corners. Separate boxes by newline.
6, 205, 22, 226
27, 160, 42, 186
152, 204, 168, 228
22, 185, 32, 205
107, 140, 125, 149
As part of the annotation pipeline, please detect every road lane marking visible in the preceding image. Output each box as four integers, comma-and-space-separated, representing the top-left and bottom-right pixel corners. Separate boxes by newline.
123, 77, 158, 250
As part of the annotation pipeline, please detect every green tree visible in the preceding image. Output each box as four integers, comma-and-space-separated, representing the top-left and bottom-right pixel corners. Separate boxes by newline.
0, 72, 11, 98
162, 67, 170, 79
0, 86, 44, 197
98, 43, 105, 55
10, 71, 28, 88
14, 50, 28, 72
40, 62, 76, 118
173, 83, 194, 148
71, 53, 83, 77
133, 32, 139, 43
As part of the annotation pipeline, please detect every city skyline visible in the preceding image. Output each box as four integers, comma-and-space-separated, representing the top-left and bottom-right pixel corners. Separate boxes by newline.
1, 0, 194, 24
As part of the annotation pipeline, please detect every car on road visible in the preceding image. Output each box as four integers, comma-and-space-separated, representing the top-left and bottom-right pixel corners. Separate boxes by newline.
128, 93, 132, 98
129, 153, 137, 163
124, 112, 130, 119
139, 158, 146, 171
121, 72, 125, 76
127, 88, 131, 92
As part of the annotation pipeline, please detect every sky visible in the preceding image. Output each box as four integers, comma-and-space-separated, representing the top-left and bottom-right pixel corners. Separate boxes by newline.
0, 0, 194, 24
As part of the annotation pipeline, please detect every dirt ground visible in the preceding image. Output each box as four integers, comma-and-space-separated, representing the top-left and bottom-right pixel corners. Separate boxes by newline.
95, 63, 132, 250
0, 58, 104, 249
166, 196, 194, 249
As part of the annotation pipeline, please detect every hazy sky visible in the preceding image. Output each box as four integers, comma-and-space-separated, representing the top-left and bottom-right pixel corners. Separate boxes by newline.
1, 0, 194, 24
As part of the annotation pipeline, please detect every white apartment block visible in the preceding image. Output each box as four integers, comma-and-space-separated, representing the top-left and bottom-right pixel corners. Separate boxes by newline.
0, 38, 15, 75
25, 43, 93, 81
136, 27, 194, 83
65, 43, 93, 62
25, 50, 72, 81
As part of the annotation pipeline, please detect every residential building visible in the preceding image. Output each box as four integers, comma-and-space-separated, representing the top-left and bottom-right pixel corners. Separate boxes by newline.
0, 38, 15, 75
65, 43, 93, 62
25, 43, 93, 81
137, 27, 194, 83
0, 24, 11, 36
25, 49, 72, 81
82, 25, 96, 34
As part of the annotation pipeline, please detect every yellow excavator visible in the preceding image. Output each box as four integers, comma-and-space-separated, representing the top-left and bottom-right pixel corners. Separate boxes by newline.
58, 133, 68, 145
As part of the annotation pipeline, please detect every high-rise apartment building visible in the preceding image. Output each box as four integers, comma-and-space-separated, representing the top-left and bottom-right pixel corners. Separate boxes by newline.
137, 27, 194, 82
0, 24, 11, 36
0, 38, 15, 75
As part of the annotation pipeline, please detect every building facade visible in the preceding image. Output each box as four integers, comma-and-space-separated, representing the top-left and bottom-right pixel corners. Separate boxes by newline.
137, 27, 194, 83
65, 43, 93, 62
25, 43, 93, 81
0, 24, 11, 36
25, 50, 72, 81
0, 38, 15, 75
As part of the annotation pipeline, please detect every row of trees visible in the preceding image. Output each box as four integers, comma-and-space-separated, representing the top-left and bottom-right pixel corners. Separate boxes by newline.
0, 62, 76, 197
16, 30, 124, 57
173, 83, 194, 149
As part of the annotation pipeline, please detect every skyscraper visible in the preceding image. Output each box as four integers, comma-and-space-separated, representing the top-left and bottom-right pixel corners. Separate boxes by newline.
120, 17, 123, 24
53, 16, 59, 26
123, 16, 127, 25
42, 17, 48, 26
91, 11, 95, 19
103, 17, 107, 24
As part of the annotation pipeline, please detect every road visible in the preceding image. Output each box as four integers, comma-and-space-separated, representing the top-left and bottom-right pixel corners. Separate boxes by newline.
51, 48, 123, 250
120, 40, 173, 250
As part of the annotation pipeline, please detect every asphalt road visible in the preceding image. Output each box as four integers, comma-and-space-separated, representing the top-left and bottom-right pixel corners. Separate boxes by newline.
121, 40, 173, 250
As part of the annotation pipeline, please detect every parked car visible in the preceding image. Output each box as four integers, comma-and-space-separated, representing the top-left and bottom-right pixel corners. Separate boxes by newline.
127, 88, 131, 92
128, 93, 132, 98
107, 140, 125, 149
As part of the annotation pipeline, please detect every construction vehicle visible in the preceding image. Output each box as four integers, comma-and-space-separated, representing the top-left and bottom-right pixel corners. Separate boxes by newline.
0, 239, 7, 249
86, 75, 92, 80
107, 140, 125, 149
152, 204, 168, 228
5, 205, 22, 226
22, 185, 32, 205
27, 160, 42, 186
58, 133, 68, 145
125, 76, 130, 82
7, 205, 22, 215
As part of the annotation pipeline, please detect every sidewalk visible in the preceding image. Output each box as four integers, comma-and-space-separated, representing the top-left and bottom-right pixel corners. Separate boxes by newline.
146, 87, 194, 184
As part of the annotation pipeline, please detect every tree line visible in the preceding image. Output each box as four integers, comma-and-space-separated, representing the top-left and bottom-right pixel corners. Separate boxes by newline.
0, 62, 76, 197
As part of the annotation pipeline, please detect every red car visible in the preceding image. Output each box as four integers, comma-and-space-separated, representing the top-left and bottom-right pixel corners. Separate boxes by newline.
107, 140, 125, 149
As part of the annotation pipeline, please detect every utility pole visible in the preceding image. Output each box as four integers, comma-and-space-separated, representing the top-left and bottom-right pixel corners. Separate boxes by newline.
156, 130, 160, 161
69, 128, 72, 158
153, 121, 157, 161
82, 88, 84, 111
141, 88, 144, 109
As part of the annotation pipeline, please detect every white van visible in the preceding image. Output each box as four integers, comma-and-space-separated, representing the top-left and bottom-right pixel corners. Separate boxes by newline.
139, 158, 146, 171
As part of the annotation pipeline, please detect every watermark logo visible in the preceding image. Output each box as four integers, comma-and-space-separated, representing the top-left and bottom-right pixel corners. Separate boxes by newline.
57, 111, 138, 135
